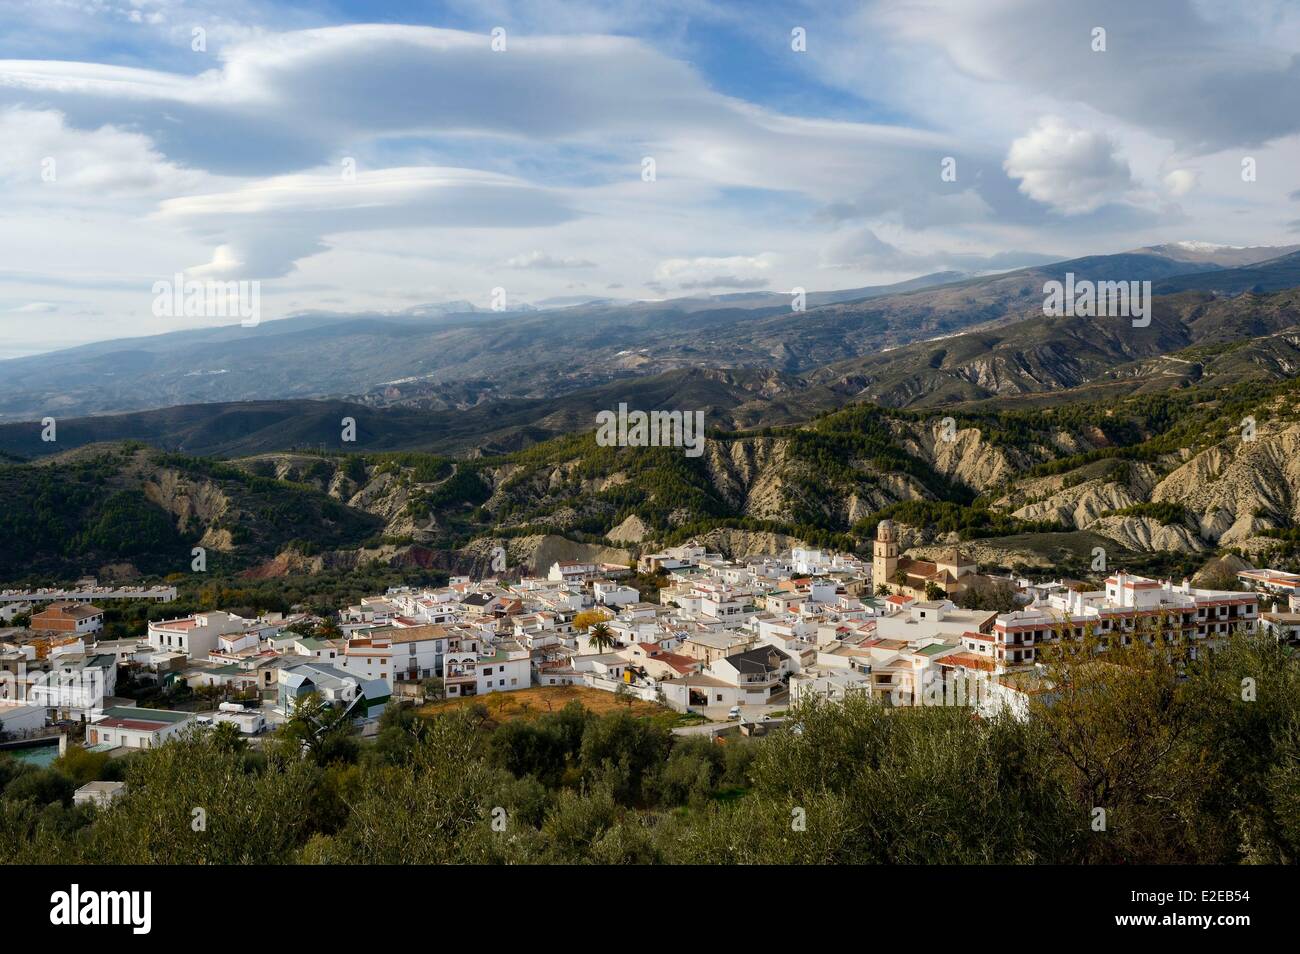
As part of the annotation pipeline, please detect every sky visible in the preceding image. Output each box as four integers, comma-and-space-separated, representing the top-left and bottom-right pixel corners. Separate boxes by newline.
3, 0, 1300, 357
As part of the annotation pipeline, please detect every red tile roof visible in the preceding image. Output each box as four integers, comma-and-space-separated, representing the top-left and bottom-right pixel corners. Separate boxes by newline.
937, 652, 996, 672
96, 717, 170, 732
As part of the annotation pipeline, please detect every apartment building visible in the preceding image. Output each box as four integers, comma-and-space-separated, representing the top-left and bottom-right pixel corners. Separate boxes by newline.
993, 572, 1257, 668
378, 623, 450, 682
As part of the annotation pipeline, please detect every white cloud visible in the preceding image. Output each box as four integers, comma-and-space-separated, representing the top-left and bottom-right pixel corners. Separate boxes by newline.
0, 25, 990, 283
881, 0, 1300, 154
0, 25, 964, 197
3, 12, 1300, 353
1163, 168, 1199, 197
820, 227, 1059, 272
504, 250, 596, 269
0, 107, 207, 195
1003, 117, 1133, 214
153, 166, 579, 278
653, 255, 774, 290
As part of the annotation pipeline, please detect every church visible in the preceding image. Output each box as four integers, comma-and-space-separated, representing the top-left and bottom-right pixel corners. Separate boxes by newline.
872, 519, 978, 600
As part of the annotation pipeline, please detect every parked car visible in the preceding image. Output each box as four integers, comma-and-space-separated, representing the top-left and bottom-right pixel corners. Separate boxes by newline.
727, 705, 741, 720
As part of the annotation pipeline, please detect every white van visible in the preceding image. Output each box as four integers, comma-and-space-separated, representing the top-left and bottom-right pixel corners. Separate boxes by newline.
727, 706, 741, 720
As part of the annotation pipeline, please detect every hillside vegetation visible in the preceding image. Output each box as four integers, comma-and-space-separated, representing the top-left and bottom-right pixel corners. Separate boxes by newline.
2, 634, 1296, 865
0, 445, 381, 581
5, 373, 1300, 583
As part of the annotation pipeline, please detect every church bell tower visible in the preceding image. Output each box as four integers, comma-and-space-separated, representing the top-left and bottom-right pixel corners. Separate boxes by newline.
874, 519, 898, 591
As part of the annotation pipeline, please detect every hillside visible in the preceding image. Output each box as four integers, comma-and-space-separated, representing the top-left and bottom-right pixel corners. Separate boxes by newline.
809, 287, 1300, 408
9, 283, 1300, 463
0, 444, 383, 581
6, 372, 1300, 584
249, 376, 1300, 575
0, 248, 1250, 423
0, 368, 834, 459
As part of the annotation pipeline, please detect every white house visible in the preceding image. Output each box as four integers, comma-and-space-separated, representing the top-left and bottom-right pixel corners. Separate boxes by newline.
790, 666, 872, 704
379, 624, 450, 682
0, 701, 46, 736
1260, 611, 1300, 644
574, 652, 629, 682
74, 780, 126, 808
211, 702, 267, 734
659, 673, 742, 711
147, 612, 248, 659
474, 644, 531, 695
26, 652, 119, 720
547, 561, 600, 584
511, 612, 569, 650
638, 543, 710, 573
336, 636, 394, 687
594, 581, 639, 608
86, 706, 194, 749
30, 601, 105, 637
709, 646, 793, 704
444, 643, 531, 698
278, 663, 389, 721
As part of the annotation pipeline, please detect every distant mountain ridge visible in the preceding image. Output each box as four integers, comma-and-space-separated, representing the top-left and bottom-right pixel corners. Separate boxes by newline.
2, 243, 1287, 423
7, 280, 1300, 461
1136, 241, 1300, 267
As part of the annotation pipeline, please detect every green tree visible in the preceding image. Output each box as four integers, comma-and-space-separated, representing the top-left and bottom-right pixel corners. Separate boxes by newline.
578, 711, 671, 805
52, 747, 110, 787
420, 676, 445, 702
281, 692, 360, 766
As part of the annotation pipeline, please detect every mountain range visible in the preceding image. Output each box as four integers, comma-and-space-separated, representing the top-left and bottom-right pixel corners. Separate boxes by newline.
6, 240, 1300, 582
2, 243, 1296, 425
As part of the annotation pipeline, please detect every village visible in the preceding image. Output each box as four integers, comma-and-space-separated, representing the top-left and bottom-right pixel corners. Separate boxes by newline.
1, 516, 1295, 808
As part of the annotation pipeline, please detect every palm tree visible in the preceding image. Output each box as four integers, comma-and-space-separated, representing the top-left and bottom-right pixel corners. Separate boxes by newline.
588, 622, 615, 653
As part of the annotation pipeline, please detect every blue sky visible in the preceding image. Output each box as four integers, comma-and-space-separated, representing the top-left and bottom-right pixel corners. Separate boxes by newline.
3, 0, 1300, 357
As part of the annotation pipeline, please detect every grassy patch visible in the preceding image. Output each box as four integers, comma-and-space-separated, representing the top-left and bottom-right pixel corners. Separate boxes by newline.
417, 685, 674, 724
